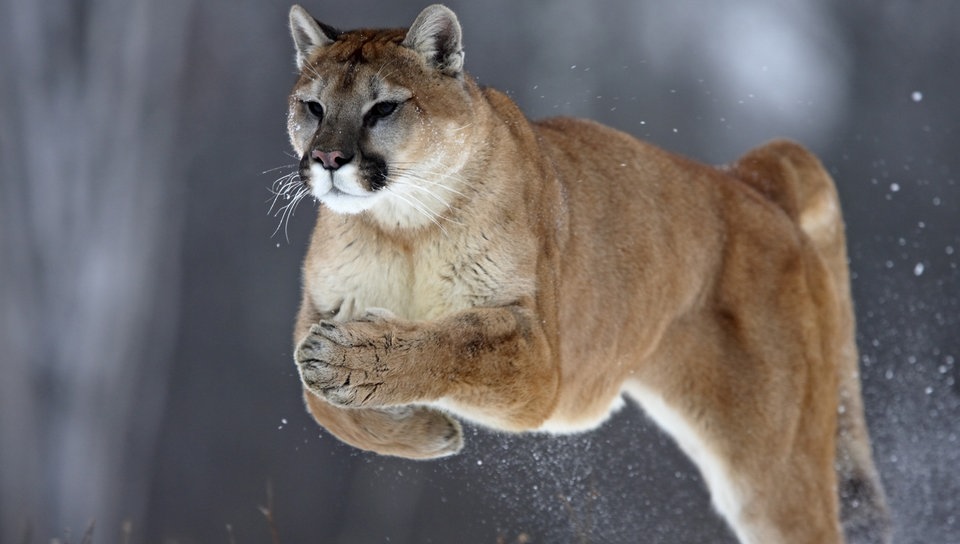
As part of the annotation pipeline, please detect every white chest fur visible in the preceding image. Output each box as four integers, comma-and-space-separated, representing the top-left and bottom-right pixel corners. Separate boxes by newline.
305, 219, 534, 322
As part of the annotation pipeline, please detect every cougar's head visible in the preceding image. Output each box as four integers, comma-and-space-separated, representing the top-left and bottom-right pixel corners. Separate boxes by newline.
287, 4, 474, 227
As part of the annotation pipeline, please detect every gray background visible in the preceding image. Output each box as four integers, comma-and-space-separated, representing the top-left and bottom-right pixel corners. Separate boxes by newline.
1, 0, 958, 543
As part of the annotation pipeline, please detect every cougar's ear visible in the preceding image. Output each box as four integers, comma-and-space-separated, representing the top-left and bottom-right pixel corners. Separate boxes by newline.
402, 4, 464, 77
289, 4, 340, 70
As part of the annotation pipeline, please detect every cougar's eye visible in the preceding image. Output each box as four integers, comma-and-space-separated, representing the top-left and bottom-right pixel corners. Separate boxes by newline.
303, 101, 324, 119
366, 101, 400, 126
373, 101, 398, 117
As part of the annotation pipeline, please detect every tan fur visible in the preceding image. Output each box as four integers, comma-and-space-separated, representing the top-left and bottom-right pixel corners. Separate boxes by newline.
285, 5, 890, 543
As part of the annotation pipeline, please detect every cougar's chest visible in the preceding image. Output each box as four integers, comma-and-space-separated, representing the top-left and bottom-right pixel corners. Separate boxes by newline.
306, 226, 514, 322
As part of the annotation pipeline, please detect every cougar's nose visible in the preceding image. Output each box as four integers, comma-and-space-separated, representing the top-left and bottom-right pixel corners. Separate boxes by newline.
311, 149, 354, 171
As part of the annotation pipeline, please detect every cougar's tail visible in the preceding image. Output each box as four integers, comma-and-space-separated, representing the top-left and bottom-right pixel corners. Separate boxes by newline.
729, 140, 892, 544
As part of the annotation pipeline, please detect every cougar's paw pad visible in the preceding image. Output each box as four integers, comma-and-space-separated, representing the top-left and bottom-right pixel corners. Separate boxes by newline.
307, 320, 354, 346
295, 324, 389, 407
299, 361, 385, 407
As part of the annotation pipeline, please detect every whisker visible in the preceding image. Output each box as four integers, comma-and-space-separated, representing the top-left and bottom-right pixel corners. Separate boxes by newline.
391, 182, 466, 228
272, 185, 312, 242
388, 168, 469, 198
269, 173, 299, 195
271, 175, 302, 195
266, 173, 304, 215
388, 161, 469, 180
389, 166, 467, 183
385, 188, 450, 236
262, 163, 297, 175
388, 179, 465, 224
261, 161, 312, 242
404, 176, 468, 199
302, 62, 324, 82
374, 60, 398, 83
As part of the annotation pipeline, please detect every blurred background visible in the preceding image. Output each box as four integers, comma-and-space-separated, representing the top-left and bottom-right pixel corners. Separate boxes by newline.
1, 0, 957, 542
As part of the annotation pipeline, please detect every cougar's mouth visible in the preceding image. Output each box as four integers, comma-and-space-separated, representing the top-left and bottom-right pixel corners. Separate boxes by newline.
312, 167, 384, 215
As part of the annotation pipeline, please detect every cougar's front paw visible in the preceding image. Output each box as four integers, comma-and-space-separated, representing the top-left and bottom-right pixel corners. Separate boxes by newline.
295, 320, 395, 407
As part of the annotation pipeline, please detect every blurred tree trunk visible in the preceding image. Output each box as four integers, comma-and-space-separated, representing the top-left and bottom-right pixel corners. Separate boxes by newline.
0, 0, 191, 539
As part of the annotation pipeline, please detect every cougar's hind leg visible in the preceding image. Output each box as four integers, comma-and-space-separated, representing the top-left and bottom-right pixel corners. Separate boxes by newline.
629, 231, 846, 542
627, 357, 843, 544
731, 140, 891, 542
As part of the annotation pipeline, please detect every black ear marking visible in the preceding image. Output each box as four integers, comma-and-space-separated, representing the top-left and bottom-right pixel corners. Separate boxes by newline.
401, 4, 464, 77
289, 4, 341, 69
